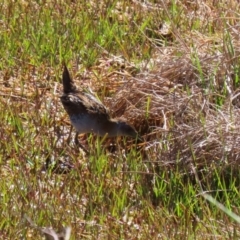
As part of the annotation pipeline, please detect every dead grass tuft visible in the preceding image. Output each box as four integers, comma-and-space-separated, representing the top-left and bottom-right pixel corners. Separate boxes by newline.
102, 43, 240, 171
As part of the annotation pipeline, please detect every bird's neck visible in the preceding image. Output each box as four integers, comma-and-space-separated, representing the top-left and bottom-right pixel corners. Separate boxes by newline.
100, 120, 120, 137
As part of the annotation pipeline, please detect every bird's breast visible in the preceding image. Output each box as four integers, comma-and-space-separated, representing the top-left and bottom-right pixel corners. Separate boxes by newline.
69, 114, 107, 136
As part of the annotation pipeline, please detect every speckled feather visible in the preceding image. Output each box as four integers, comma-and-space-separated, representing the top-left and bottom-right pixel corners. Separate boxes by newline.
60, 65, 138, 139
60, 65, 109, 118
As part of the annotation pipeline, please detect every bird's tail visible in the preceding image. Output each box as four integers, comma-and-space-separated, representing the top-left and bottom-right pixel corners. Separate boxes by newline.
62, 64, 77, 93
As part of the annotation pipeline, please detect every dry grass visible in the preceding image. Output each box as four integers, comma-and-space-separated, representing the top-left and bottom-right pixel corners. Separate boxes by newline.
1, 0, 240, 239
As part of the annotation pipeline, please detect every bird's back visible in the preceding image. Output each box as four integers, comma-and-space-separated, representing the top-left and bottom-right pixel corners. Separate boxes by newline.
60, 65, 110, 121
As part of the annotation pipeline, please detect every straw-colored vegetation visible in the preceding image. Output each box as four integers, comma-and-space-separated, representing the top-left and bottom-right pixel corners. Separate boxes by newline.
1, 0, 240, 239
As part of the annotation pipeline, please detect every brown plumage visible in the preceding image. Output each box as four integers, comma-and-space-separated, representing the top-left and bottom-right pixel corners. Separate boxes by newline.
60, 65, 137, 151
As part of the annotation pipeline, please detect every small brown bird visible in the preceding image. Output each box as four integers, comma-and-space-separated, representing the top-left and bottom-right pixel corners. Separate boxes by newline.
60, 65, 137, 151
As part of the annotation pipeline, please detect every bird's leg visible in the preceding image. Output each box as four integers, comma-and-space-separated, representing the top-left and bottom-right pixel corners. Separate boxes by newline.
74, 131, 80, 145
75, 131, 89, 154
66, 125, 73, 144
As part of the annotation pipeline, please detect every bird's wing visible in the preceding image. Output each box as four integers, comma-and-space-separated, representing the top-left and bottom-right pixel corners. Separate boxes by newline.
82, 93, 110, 118
60, 92, 110, 120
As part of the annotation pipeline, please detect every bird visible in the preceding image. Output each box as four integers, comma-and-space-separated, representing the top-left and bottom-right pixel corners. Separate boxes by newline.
60, 65, 138, 152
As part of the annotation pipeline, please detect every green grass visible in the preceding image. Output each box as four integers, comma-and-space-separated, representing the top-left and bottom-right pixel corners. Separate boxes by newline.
1, 0, 240, 239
